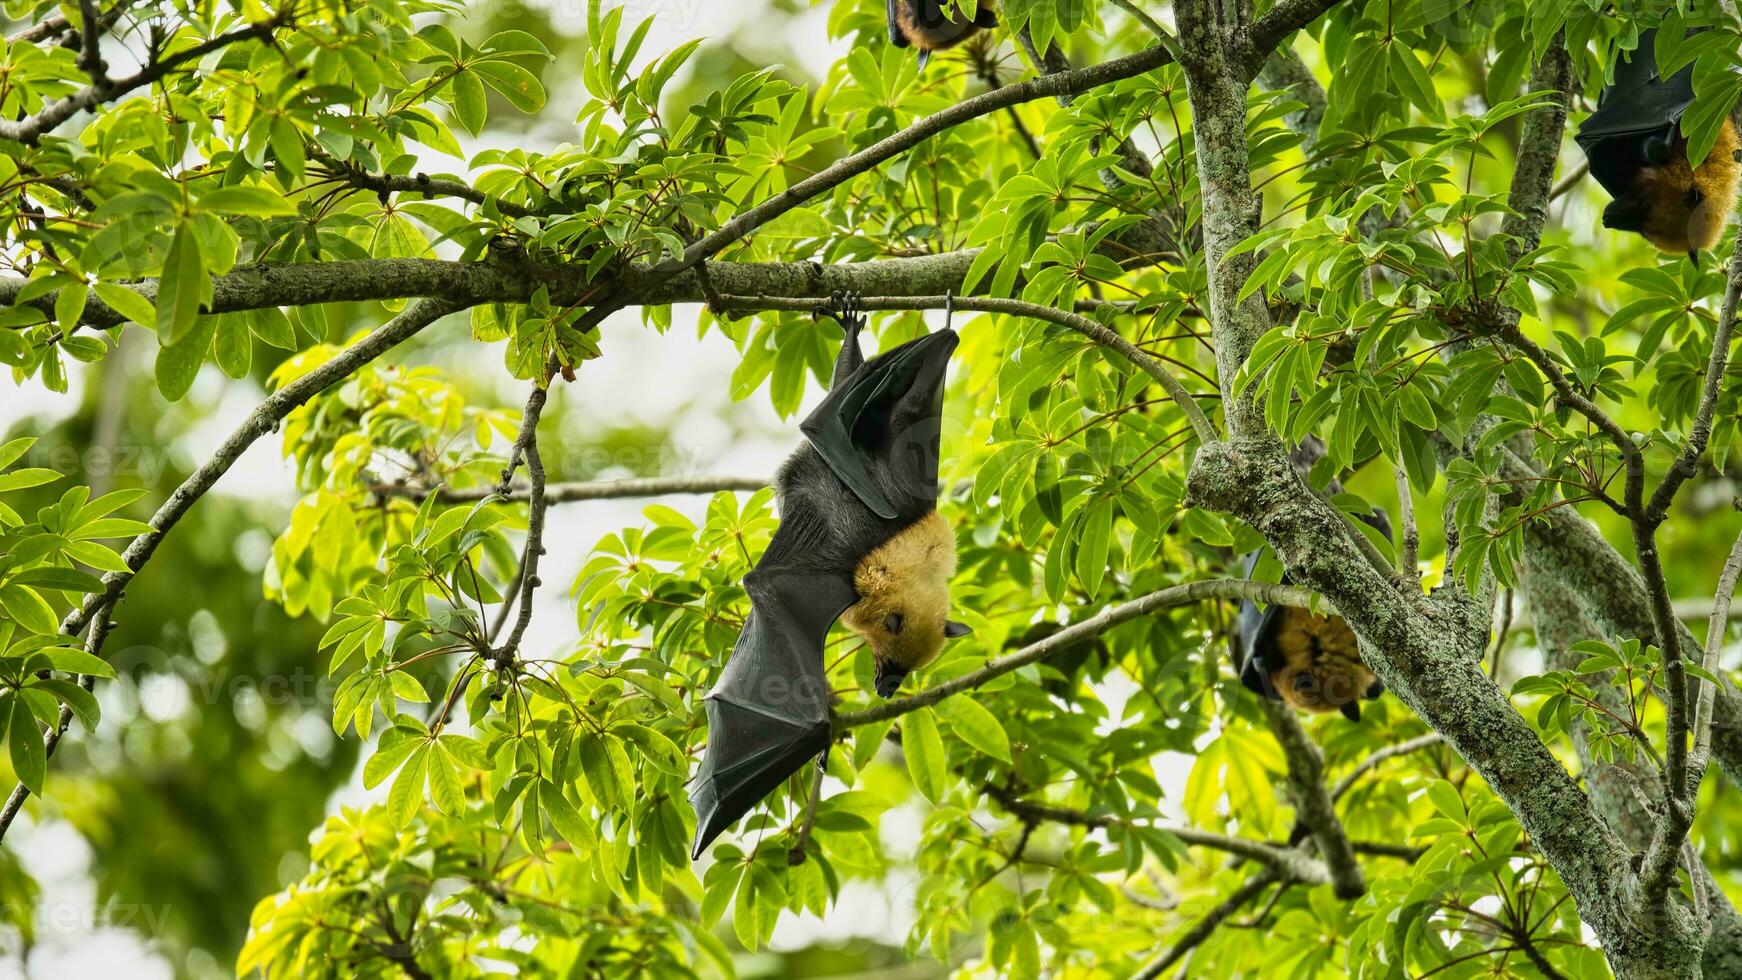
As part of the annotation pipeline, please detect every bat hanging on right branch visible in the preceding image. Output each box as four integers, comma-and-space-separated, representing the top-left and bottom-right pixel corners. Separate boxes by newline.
887, 0, 999, 70
1575, 27, 1740, 262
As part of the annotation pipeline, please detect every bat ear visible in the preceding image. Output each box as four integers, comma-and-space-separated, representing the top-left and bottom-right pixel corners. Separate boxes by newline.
1690, 249, 1703, 268
1340, 701, 1362, 723
1643, 132, 1676, 167
1365, 678, 1385, 700
917, 48, 931, 71
885, 612, 905, 634
944, 619, 972, 639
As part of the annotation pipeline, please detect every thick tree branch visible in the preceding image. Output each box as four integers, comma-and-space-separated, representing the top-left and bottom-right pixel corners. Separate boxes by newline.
717, 293, 1217, 443
833, 579, 1315, 729
388, 475, 769, 504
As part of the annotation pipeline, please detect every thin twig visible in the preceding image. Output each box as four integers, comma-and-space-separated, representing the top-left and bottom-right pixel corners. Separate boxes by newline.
1129, 872, 1278, 980
787, 762, 826, 866
982, 783, 1332, 884
494, 382, 551, 664
1329, 733, 1445, 803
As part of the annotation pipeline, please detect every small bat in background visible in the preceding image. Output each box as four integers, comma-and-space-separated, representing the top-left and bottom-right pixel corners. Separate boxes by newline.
887, 0, 999, 70
1236, 511, 1390, 722
1575, 27, 1741, 262
689, 293, 972, 859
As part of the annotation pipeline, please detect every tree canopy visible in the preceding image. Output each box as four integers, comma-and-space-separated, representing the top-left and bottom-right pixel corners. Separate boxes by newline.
6, 1, 1742, 978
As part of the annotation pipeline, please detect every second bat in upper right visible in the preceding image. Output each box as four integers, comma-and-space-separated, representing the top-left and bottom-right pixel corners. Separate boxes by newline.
1576, 27, 1740, 263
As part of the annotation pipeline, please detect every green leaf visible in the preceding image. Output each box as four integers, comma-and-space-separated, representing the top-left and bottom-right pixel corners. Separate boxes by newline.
938, 696, 1011, 763
0, 585, 60, 635
12, 567, 103, 594
540, 781, 599, 852
387, 745, 431, 828
198, 185, 297, 217
33, 678, 98, 731
34, 647, 114, 678
155, 314, 219, 401
450, 70, 488, 136
363, 733, 425, 789
7, 697, 46, 795
901, 708, 947, 803
155, 225, 207, 347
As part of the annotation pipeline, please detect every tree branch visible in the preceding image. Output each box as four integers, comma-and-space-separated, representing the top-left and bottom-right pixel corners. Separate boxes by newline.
1261, 700, 1363, 898
493, 381, 551, 664
1129, 872, 1278, 980
982, 784, 1331, 884
1235, 0, 1344, 81
1330, 732, 1443, 803
832, 579, 1315, 729
386, 475, 768, 504
661, 44, 1174, 277
716, 293, 1217, 443
0, 16, 283, 144
1690, 526, 1742, 783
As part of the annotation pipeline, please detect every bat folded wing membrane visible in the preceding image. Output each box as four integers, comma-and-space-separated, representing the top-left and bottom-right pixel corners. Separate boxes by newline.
690, 564, 857, 859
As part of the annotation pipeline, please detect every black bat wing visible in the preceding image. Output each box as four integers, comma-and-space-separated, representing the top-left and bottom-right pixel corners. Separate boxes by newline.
688, 520, 858, 859
799, 328, 957, 521
888, 0, 910, 47
1576, 28, 1696, 199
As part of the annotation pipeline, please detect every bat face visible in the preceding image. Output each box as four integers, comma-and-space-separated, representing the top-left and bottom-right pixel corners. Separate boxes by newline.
841, 511, 970, 696
1266, 608, 1382, 722
1236, 510, 1391, 721
888, 0, 999, 66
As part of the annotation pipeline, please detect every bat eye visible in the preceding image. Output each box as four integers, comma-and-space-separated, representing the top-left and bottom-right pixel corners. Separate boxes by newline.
884, 612, 904, 634
1687, 187, 1706, 208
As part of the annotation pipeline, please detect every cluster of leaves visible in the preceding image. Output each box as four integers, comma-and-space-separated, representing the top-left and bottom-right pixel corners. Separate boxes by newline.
241, 801, 728, 979
0, 437, 143, 794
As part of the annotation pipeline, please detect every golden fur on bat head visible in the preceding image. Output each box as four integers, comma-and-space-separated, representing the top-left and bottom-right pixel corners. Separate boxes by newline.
1633, 117, 1741, 256
843, 510, 957, 674
1268, 607, 1381, 717
896, 1, 995, 51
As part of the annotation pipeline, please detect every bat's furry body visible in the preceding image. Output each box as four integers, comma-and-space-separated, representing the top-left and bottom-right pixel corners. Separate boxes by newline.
842, 509, 958, 685
887, 0, 998, 65
1267, 608, 1383, 718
